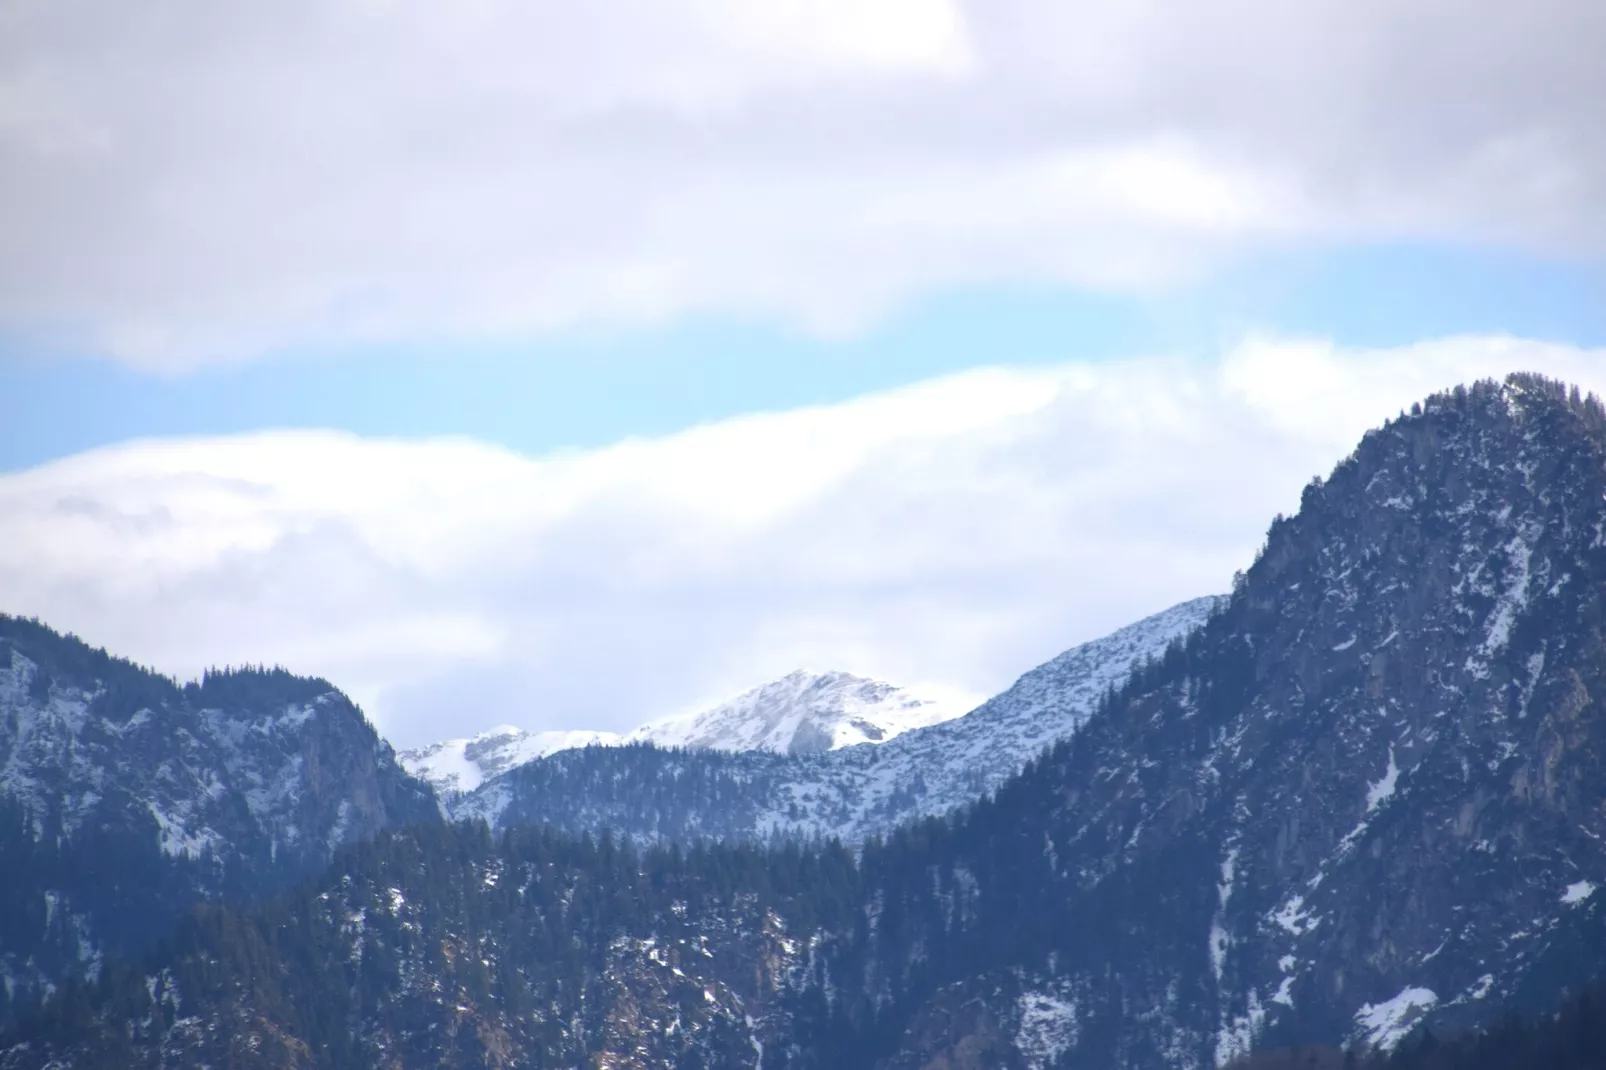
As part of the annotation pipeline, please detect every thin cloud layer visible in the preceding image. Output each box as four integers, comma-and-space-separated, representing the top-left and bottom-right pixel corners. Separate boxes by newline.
1, 0, 1601, 367
2, 339, 1603, 746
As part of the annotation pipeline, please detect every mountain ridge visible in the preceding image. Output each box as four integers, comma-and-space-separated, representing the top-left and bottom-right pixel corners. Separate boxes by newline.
398, 669, 970, 799
450, 595, 1224, 844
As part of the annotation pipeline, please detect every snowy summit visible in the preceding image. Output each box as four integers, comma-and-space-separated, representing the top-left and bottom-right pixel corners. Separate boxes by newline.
623, 669, 969, 756
397, 727, 619, 797
399, 670, 967, 799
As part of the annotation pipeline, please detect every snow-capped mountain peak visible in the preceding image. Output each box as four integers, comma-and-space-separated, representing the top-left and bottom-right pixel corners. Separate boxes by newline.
399, 726, 620, 797
452, 595, 1227, 843
399, 670, 970, 800
623, 669, 971, 755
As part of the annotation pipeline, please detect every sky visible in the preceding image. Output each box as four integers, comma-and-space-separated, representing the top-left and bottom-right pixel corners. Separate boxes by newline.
2, 0, 1604, 746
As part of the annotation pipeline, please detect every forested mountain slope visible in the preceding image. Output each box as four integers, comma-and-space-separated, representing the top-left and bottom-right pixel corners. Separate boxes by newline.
1, 822, 864, 1069
813, 374, 1606, 1067
0, 621, 438, 1018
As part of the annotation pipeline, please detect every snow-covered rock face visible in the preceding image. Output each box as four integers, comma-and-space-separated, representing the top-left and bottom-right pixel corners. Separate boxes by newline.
451, 595, 1223, 844
624, 669, 969, 755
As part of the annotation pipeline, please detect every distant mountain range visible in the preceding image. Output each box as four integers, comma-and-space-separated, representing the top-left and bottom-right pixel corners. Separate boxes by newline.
0, 564, 1213, 1017
448, 595, 1223, 844
397, 668, 974, 798
400, 603, 1228, 849
5, 374, 1606, 1069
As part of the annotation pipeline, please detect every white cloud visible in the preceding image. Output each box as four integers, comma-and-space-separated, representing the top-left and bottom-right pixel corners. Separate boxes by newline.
3, 337, 1604, 746
0, 0, 1601, 367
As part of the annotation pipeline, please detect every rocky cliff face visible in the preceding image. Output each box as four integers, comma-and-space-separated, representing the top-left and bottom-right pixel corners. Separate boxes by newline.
0, 621, 438, 1016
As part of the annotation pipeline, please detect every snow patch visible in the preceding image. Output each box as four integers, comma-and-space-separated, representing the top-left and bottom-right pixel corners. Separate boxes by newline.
1367, 747, 1400, 812
1215, 988, 1266, 1067
1209, 846, 1239, 984
1355, 987, 1437, 1052
1016, 990, 1079, 1069
326, 799, 354, 851
1271, 895, 1318, 935
746, 1013, 764, 1067
147, 804, 220, 859
1562, 880, 1596, 905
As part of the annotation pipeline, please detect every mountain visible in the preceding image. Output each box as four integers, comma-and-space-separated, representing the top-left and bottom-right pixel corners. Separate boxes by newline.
0, 619, 438, 1018
623, 669, 971, 755
784, 373, 1606, 1067
451, 596, 1222, 844
9, 373, 1606, 1070
398, 726, 618, 797
397, 670, 969, 801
